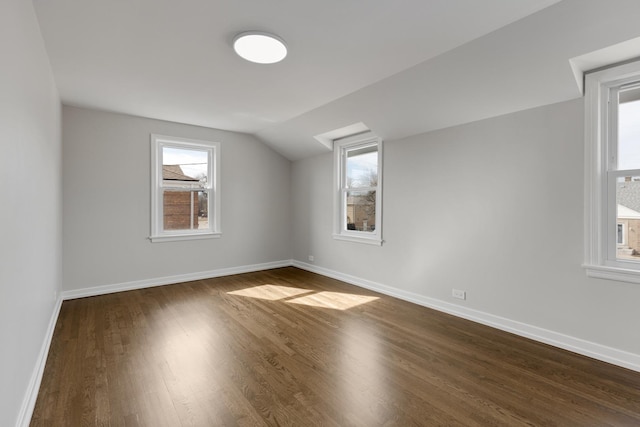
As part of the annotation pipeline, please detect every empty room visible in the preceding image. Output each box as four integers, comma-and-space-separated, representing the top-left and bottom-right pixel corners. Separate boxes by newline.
4, 0, 640, 425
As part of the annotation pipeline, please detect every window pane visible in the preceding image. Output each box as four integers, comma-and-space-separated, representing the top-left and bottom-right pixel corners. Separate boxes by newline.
346, 146, 377, 188
616, 176, 640, 260
346, 190, 376, 232
618, 87, 640, 170
162, 146, 208, 184
163, 190, 208, 231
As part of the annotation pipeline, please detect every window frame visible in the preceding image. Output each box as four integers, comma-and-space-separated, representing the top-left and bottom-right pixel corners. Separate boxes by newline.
584, 60, 640, 283
333, 133, 383, 246
150, 134, 221, 243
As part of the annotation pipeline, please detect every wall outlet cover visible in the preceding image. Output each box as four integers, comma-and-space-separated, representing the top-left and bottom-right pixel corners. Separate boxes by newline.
452, 289, 466, 300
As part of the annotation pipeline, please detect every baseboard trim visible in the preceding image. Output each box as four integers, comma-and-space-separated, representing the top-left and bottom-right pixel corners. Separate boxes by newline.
292, 260, 640, 373
61, 260, 292, 300
27, 257, 638, 427
16, 296, 63, 427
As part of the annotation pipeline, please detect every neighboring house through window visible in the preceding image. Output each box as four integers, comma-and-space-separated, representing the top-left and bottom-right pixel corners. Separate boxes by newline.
584, 60, 640, 283
617, 223, 626, 246
150, 134, 220, 242
333, 132, 383, 245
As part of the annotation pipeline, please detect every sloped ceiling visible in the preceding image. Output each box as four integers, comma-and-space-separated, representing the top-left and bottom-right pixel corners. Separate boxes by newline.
33, 0, 640, 160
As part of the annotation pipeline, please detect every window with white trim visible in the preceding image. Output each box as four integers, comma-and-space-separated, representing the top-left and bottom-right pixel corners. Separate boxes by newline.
150, 134, 220, 242
333, 133, 383, 245
584, 60, 640, 283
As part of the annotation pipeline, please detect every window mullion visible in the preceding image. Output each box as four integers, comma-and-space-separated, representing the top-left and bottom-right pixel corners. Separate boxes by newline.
608, 169, 640, 178
609, 86, 623, 174
606, 171, 618, 261
346, 186, 377, 192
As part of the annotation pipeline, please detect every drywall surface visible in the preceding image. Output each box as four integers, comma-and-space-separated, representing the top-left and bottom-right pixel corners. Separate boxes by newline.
292, 98, 640, 357
62, 106, 291, 291
0, 0, 62, 425
258, 0, 640, 161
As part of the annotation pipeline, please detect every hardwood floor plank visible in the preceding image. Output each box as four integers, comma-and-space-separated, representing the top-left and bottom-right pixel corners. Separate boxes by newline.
31, 267, 640, 426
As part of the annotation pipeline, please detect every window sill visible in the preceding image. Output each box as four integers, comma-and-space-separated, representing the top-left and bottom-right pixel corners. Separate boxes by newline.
150, 232, 221, 243
583, 263, 640, 284
332, 233, 383, 246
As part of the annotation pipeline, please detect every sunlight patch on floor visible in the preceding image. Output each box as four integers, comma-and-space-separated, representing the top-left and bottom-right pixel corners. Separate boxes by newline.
228, 285, 378, 310
227, 284, 312, 300
287, 291, 379, 310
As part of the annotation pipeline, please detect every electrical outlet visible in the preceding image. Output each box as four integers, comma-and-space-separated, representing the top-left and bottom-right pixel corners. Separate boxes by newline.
308, 255, 314, 262
452, 289, 466, 300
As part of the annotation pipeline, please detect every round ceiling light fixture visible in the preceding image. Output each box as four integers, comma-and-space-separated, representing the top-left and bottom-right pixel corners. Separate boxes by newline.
233, 31, 287, 64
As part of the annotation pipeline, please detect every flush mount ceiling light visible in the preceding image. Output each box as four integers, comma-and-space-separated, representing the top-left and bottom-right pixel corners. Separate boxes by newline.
233, 31, 287, 64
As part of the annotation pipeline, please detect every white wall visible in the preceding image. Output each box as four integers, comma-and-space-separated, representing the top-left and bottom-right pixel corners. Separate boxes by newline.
62, 106, 291, 291
0, 1, 62, 426
292, 98, 640, 360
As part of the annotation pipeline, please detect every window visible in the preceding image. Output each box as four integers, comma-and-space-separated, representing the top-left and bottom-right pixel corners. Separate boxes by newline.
584, 60, 640, 282
333, 133, 383, 245
617, 223, 626, 246
150, 134, 220, 242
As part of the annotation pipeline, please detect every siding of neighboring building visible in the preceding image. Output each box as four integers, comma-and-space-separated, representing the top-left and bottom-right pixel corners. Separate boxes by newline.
162, 165, 199, 230
617, 218, 640, 253
628, 220, 640, 253
164, 191, 199, 230
617, 179, 640, 256
346, 193, 376, 231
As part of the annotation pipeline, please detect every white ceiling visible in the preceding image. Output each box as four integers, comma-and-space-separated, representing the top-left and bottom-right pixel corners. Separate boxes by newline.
33, 0, 640, 160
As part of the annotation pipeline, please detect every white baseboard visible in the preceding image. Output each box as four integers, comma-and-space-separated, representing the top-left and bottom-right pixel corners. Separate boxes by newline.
19, 260, 292, 427
61, 260, 292, 300
292, 260, 640, 373
22, 258, 639, 427
16, 296, 63, 427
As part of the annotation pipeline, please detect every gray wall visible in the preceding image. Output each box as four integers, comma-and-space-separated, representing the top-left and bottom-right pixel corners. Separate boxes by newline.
0, 0, 62, 425
292, 98, 640, 356
62, 106, 291, 291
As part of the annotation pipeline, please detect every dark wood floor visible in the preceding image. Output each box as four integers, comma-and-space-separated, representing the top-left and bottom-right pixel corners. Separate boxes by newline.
31, 267, 640, 426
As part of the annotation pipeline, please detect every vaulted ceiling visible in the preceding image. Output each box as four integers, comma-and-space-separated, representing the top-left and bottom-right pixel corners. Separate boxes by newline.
33, 0, 640, 160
